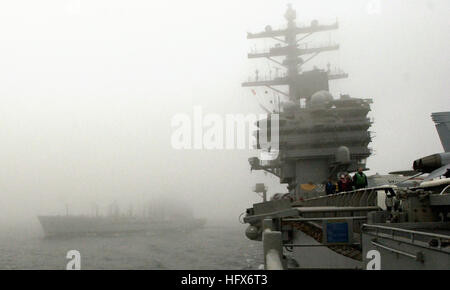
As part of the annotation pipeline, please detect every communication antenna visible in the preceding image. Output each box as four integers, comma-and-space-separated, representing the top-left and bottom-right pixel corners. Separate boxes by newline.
253, 183, 268, 202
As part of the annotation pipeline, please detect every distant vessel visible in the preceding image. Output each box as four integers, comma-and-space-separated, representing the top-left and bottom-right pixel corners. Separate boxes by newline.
38, 202, 206, 237
38, 216, 206, 237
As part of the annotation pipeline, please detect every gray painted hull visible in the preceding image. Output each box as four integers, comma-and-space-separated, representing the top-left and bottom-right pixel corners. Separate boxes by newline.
291, 230, 361, 269
37, 216, 206, 237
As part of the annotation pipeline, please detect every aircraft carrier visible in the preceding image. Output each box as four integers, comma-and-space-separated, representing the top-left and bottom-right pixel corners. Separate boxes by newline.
241, 5, 450, 270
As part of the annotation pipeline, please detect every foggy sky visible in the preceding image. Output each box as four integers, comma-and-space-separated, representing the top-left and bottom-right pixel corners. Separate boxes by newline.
0, 0, 449, 227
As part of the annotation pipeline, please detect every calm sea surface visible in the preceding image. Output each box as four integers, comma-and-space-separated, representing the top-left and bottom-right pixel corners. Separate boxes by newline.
0, 223, 263, 270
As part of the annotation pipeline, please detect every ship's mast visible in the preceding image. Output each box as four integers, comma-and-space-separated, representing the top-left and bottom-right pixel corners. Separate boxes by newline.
242, 4, 347, 102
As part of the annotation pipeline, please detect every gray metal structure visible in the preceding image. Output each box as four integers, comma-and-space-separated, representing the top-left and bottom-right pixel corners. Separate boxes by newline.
37, 202, 206, 237
38, 215, 206, 237
242, 5, 450, 270
245, 4, 372, 201
433, 112, 450, 152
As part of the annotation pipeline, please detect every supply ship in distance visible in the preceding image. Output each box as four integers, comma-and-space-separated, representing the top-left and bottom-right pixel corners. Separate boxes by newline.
242, 5, 450, 270
38, 202, 206, 237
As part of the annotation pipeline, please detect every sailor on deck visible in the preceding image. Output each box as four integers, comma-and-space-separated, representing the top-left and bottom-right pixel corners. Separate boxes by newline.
353, 167, 368, 189
325, 178, 336, 195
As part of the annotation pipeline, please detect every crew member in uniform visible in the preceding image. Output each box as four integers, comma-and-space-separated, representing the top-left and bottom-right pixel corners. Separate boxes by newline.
353, 167, 368, 189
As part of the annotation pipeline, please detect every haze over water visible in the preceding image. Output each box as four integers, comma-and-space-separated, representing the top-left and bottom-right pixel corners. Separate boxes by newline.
0, 0, 448, 269
0, 224, 261, 270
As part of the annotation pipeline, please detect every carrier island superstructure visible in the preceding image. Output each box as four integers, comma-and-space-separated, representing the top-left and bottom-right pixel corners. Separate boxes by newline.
242, 5, 450, 270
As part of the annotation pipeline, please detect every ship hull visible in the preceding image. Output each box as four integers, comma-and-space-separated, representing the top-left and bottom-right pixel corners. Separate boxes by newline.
37, 216, 206, 237
291, 230, 361, 269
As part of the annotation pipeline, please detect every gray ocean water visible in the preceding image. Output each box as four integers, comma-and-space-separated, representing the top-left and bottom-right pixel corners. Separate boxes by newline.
0, 223, 263, 270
